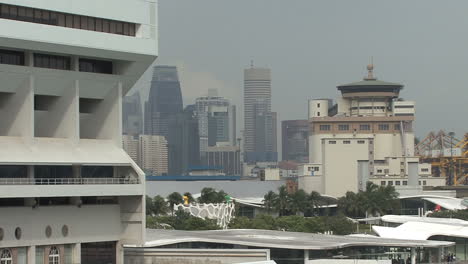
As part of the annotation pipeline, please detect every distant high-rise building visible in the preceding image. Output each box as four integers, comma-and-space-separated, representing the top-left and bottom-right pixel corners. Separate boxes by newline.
195, 90, 236, 153
123, 92, 143, 135
201, 146, 242, 176
167, 105, 200, 175
243, 66, 277, 162
123, 135, 139, 163
281, 120, 309, 163
139, 135, 168, 176
144, 65, 183, 137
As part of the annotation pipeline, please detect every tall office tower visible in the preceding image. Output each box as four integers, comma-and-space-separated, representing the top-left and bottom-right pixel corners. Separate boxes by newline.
282, 120, 309, 163
123, 134, 139, 163
138, 135, 168, 176
122, 92, 143, 135
144, 65, 183, 137
0, 1, 157, 263
195, 90, 236, 153
300, 65, 443, 197
243, 66, 278, 162
167, 105, 200, 175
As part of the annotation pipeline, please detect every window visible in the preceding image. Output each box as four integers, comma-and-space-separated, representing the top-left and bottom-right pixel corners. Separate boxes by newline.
0, 249, 12, 264
317, 103, 320, 107
357, 140, 365, 144
377, 169, 383, 173
343, 140, 351, 144
396, 181, 401, 185
319, 124, 331, 131
421, 168, 429, 172
0, 3, 137, 36
34, 53, 71, 70
381, 181, 386, 186
328, 140, 336, 144
403, 181, 408, 186
388, 181, 393, 186
384, 169, 389, 174
423, 180, 427, 186
394, 124, 401, 130
317, 112, 320, 117
360, 124, 371, 131
338, 124, 349, 131
79, 58, 113, 74
378, 124, 389, 130
0, 49, 25, 66
48, 246, 60, 264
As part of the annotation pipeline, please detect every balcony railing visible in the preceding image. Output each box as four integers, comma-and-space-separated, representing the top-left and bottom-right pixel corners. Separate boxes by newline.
0, 177, 140, 185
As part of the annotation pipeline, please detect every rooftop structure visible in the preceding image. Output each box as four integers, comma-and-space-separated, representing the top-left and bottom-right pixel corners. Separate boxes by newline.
0, 0, 157, 263
125, 229, 453, 264
301, 64, 443, 197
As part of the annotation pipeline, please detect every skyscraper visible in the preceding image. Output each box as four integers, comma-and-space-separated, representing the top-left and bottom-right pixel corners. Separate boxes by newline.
144, 65, 183, 137
195, 90, 236, 152
282, 120, 309, 163
167, 105, 200, 175
123, 92, 143, 135
139, 135, 168, 176
243, 66, 277, 162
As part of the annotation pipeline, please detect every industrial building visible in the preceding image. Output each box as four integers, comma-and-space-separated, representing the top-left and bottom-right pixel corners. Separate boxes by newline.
300, 65, 444, 197
0, 0, 157, 263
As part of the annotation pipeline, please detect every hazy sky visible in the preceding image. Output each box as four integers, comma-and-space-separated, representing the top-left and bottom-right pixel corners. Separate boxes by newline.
135, 0, 467, 140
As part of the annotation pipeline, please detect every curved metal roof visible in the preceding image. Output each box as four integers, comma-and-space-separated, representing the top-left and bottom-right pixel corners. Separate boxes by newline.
143, 229, 453, 250
337, 79, 404, 91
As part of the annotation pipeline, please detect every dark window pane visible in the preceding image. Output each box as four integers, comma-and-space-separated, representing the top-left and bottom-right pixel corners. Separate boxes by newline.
102, 20, 110, 33
1, 5, 9, 17
50, 12, 57, 25
115, 22, 123, 34
109, 22, 116, 33
129, 24, 135, 36
123, 23, 129, 35
65, 14, 73, 28
10, 6, 18, 18
79, 58, 113, 74
42, 10, 50, 24
95, 19, 102, 32
34, 53, 71, 70
80, 16, 87, 29
34, 9, 41, 23
0, 49, 25, 66
73, 15, 80, 29
18, 7, 26, 19
87, 17, 95, 31
57, 13, 65, 27
25, 8, 33, 22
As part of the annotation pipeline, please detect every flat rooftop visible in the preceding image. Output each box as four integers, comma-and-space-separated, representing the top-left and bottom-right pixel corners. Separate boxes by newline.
140, 229, 453, 250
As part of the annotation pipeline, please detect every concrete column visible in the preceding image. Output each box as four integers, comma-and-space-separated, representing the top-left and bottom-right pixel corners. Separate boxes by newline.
304, 249, 309, 263
116, 241, 124, 264
411, 248, 416, 264
27, 245, 36, 264
72, 243, 81, 264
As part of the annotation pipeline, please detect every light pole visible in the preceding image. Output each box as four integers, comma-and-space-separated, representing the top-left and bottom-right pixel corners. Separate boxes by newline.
449, 132, 455, 185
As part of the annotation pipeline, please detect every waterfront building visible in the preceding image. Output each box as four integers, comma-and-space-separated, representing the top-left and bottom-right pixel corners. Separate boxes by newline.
201, 145, 242, 176
0, 0, 157, 263
300, 65, 444, 197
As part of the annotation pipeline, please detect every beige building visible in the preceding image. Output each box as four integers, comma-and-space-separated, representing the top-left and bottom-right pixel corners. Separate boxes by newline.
299, 65, 444, 197
123, 135, 139, 163
139, 135, 168, 175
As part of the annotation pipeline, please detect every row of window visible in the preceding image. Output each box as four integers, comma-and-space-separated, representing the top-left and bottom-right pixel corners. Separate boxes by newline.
0, 3, 136, 36
0, 247, 59, 264
380, 180, 427, 186
0, 49, 113, 74
319, 123, 404, 131
328, 140, 366, 144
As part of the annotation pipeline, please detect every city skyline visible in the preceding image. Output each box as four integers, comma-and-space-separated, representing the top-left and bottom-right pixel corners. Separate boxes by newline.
130, 0, 466, 140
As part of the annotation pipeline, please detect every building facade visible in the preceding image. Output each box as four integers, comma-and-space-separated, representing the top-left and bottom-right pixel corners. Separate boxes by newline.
281, 120, 309, 163
300, 65, 443, 197
0, 0, 157, 263
139, 135, 168, 176
195, 90, 236, 152
123, 134, 139, 163
243, 67, 277, 162
144, 65, 183, 137
201, 146, 242, 176
122, 91, 143, 135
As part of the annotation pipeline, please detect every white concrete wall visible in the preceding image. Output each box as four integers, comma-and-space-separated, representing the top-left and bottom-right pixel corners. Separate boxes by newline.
0, 205, 120, 248
323, 138, 370, 197
308, 99, 329, 118
298, 175, 324, 193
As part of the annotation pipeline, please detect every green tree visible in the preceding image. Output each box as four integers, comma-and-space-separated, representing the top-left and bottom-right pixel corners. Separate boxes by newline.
275, 186, 291, 216
289, 189, 308, 215
307, 191, 323, 216
146, 195, 154, 216
167, 192, 183, 215
263, 191, 278, 214
324, 216, 355, 235
152, 195, 169, 216
303, 217, 326, 233
229, 216, 253, 229
198, 188, 227, 203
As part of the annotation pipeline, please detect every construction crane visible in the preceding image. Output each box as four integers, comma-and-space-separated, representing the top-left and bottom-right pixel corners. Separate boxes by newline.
415, 131, 468, 185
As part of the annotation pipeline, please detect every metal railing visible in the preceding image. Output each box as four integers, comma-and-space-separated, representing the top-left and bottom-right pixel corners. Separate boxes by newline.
0, 177, 140, 185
